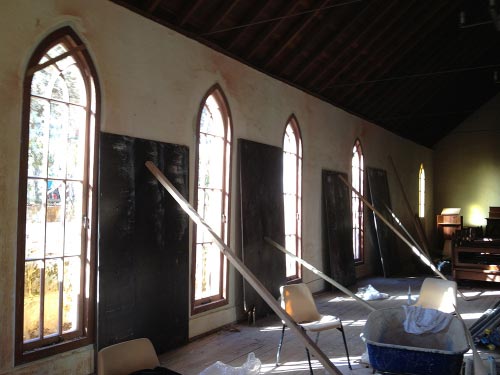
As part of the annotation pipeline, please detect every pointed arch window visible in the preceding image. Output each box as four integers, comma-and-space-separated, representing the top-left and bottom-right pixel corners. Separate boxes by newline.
283, 117, 302, 280
16, 27, 99, 363
193, 86, 232, 312
352, 139, 364, 262
419, 164, 425, 218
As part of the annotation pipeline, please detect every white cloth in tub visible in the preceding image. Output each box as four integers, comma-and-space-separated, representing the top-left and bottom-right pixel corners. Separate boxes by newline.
402, 305, 453, 334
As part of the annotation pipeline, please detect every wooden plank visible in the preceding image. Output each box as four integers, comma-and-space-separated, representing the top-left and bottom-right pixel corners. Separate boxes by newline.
98, 133, 189, 353
264, 237, 376, 312
239, 139, 286, 318
146, 161, 342, 375
322, 170, 356, 286
388, 156, 431, 257
366, 167, 397, 277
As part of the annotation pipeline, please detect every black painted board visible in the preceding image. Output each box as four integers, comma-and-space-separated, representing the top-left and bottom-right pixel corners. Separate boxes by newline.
239, 139, 286, 318
322, 170, 356, 287
98, 132, 189, 353
366, 167, 397, 277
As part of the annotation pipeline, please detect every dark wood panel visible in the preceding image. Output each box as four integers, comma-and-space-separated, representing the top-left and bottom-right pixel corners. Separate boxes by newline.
366, 167, 397, 277
322, 170, 356, 286
98, 132, 189, 353
239, 139, 286, 318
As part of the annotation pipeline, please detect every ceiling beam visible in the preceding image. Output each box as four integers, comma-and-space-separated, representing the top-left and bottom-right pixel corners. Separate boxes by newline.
206, 0, 242, 34
245, 0, 305, 61
334, 0, 454, 108
315, 0, 415, 93
225, 1, 271, 51
180, 0, 205, 26
263, 0, 333, 70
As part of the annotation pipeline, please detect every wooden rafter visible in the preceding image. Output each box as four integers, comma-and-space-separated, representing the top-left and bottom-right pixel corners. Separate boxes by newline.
263, 0, 331, 70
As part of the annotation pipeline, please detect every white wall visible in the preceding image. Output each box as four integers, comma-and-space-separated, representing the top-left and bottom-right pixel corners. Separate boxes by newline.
434, 93, 500, 231
0, 1, 433, 373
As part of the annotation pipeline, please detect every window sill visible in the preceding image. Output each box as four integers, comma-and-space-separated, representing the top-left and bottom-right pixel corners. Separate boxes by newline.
16, 336, 92, 365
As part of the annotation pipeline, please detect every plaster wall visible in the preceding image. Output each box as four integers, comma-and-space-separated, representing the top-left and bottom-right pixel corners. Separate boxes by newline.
0, 0, 432, 373
434, 93, 500, 231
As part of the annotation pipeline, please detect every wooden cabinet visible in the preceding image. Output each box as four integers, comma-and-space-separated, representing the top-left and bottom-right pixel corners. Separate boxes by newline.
452, 244, 500, 283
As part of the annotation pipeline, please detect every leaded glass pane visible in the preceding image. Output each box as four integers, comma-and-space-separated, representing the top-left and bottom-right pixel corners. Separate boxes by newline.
64, 65, 86, 105
46, 180, 65, 258
48, 102, 68, 178
26, 179, 46, 259
23, 260, 42, 342
66, 105, 86, 180
44, 258, 62, 336
63, 256, 81, 333
65, 182, 83, 256
28, 98, 50, 178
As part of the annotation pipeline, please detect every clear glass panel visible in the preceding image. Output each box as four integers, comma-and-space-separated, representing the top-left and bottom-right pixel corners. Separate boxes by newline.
46, 180, 65, 258
52, 74, 69, 102
200, 96, 224, 136
283, 125, 297, 154
66, 105, 86, 180
48, 102, 69, 178
65, 182, 83, 256
285, 235, 296, 277
198, 134, 224, 190
28, 98, 50, 178
44, 258, 62, 336
26, 179, 47, 260
46, 43, 68, 60
64, 65, 86, 105
195, 242, 221, 299
31, 65, 59, 98
55, 55, 75, 72
283, 152, 297, 194
284, 194, 296, 236
198, 188, 223, 236
23, 260, 42, 342
63, 256, 81, 333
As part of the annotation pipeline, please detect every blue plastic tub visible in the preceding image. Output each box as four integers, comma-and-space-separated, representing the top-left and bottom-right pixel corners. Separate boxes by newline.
363, 307, 469, 375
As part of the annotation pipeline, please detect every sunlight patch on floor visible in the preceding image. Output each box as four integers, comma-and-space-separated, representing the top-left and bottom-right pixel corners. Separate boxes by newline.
343, 319, 367, 327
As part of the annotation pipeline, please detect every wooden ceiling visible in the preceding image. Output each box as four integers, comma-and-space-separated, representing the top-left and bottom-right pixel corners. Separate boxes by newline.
111, 0, 500, 147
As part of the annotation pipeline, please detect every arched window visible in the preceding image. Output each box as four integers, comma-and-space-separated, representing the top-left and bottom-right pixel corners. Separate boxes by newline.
193, 85, 232, 312
352, 139, 364, 262
16, 27, 99, 363
419, 164, 425, 218
283, 116, 302, 280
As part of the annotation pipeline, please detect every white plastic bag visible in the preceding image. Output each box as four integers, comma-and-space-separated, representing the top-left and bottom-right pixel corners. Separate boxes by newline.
199, 352, 261, 375
355, 284, 389, 301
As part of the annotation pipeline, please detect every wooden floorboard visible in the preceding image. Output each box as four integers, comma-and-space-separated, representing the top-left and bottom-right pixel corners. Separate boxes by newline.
159, 276, 500, 374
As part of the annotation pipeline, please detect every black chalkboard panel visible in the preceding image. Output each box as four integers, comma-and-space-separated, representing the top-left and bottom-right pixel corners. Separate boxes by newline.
322, 170, 356, 286
239, 139, 286, 318
366, 167, 397, 277
98, 132, 189, 353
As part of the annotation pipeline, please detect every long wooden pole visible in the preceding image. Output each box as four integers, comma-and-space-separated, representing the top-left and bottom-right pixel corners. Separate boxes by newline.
388, 156, 431, 257
265, 237, 376, 312
338, 175, 444, 275
338, 174, 470, 302
145, 161, 342, 374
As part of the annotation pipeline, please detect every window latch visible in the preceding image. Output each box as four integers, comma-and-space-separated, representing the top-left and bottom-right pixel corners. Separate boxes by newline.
82, 216, 90, 229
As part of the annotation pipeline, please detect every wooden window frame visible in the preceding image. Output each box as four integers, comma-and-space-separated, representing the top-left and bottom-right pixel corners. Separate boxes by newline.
352, 138, 364, 263
191, 84, 232, 314
282, 115, 303, 281
15, 27, 100, 364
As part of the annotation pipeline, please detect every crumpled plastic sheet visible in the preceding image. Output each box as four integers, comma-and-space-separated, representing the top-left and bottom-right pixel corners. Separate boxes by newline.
355, 284, 389, 301
199, 352, 261, 375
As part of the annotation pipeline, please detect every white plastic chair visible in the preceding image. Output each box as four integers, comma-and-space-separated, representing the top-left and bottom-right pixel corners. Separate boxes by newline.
414, 277, 457, 314
276, 283, 351, 373
97, 337, 160, 375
